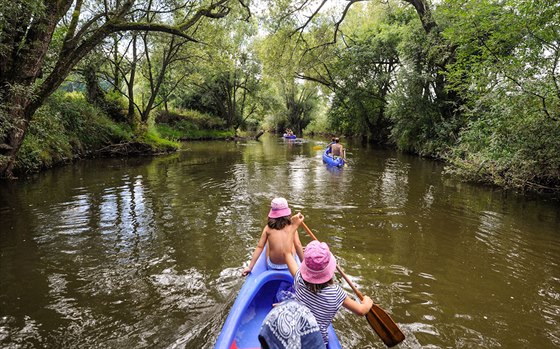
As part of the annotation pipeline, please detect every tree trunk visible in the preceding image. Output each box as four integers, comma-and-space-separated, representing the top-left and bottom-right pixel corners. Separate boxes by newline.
84, 63, 105, 106
1, 106, 30, 179
0, 1, 70, 178
127, 34, 138, 125
403, 0, 460, 120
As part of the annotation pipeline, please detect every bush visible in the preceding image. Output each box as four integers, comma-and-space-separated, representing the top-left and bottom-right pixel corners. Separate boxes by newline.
446, 92, 560, 190
103, 90, 128, 123
15, 92, 133, 173
155, 109, 233, 140
156, 123, 234, 141
155, 109, 226, 130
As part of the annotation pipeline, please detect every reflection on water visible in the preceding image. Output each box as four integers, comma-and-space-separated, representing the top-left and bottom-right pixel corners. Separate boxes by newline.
0, 134, 559, 348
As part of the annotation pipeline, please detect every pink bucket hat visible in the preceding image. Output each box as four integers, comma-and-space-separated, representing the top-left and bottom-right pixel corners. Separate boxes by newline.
268, 197, 292, 218
300, 241, 337, 284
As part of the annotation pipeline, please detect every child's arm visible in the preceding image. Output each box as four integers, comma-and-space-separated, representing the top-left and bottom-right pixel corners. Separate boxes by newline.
342, 294, 374, 315
283, 214, 303, 277
241, 227, 268, 276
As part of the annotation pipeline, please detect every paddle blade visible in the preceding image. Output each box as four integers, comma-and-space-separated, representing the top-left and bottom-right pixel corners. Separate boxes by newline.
312, 145, 324, 150
365, 304, 405, 347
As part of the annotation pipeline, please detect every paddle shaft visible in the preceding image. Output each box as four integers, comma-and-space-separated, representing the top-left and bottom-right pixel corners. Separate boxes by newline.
300, 222, 405, 347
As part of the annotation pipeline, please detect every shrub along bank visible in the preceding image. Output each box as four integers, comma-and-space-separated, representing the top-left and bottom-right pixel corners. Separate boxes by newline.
13, 92, 237, 176
155, 110, 235, 141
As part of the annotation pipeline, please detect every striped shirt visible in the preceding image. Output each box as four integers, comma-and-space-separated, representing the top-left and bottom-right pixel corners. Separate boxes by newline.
293, 270, 346, 345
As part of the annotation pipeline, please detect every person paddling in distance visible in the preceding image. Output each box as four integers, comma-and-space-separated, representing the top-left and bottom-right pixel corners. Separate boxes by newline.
241, 198, 305, 276
330, 137, 345, 159
280, 221, 374, 346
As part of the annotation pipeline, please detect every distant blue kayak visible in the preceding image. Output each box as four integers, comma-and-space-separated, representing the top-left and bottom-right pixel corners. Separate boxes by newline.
283, 134, 297, 139
322, 147, 345, 167
215, 250, 342, 349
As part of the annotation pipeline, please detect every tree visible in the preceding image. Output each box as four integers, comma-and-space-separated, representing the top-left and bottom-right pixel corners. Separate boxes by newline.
400, 0, 464, 120
0, 0, 236, 178
441, 0, 560, 189
322, 3, 402, 143
254, 17, 327, 133
176, 15, 261, 130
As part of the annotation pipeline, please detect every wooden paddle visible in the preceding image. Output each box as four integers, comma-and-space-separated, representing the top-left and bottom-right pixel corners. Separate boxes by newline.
312, 145, 324, 150
301, 222, 405, 347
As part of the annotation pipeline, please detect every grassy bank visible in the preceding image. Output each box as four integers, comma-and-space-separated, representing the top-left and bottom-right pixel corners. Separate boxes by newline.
13, 93, 241, 176
14, 92, 179, 176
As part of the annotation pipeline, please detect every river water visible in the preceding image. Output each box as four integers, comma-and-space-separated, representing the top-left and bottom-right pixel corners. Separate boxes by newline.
0, 134, 558, 348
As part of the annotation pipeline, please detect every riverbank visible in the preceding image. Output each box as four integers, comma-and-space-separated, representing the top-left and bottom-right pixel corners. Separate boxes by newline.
11, 92, 236, 178
9, 92, 559, 195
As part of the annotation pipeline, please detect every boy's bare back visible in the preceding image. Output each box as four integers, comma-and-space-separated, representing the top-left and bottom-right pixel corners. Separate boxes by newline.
266, 225, 297, 265
241, 210, 304, 276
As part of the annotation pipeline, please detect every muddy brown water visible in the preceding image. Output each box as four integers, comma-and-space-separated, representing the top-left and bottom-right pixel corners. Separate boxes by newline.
0, 134, 558, 348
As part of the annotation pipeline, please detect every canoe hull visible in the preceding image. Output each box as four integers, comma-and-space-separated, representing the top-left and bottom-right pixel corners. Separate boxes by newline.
215, 252, 342, 349
322, 148, 345, 167
283, 134, 297, 139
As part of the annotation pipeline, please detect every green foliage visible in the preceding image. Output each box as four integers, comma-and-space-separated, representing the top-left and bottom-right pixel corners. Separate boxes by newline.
164, 15, 262, 130
447, 89, 560, 190
55, 92, 131, 147
385, 4, 465, 157
436, 0, 560, 189
16, 102, 72, 173
329, 7, 412, 147
441, 0, 524, 100
15, 92, 133, 173
156, 109, 227, 129
156, 124, 235, 141
155, 109, 234, 140
101, 89, 128, 123
139, 128, 179, 150
387, 67, 457, 156
304, 104, 330, 135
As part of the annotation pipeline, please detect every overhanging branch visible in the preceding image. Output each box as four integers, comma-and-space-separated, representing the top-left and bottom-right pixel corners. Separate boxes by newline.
111, 22, 199, 42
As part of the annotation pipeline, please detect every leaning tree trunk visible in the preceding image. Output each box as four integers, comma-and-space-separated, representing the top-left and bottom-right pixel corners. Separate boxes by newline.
0, 0, 71, 178
402, 0, 461, 120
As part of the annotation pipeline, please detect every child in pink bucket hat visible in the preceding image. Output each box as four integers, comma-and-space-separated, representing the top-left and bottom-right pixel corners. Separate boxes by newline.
300, 240, 337, 285
241, 198, 304, 276
268, 197, 292, 218
283, 234, 374, 346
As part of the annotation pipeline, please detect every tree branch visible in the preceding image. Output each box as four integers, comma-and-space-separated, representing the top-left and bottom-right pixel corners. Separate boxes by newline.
111, 21, 200, 42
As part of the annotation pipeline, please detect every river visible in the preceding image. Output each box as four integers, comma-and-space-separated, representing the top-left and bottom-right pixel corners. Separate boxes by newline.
0, 134, 558, 348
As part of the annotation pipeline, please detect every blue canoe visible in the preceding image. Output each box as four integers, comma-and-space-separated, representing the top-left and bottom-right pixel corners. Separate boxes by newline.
215, 250, 342, 349
283, 134, 297, 139
322, 147, 345, 167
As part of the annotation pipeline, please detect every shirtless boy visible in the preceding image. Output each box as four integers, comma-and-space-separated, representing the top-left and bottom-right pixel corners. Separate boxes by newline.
242, 198, 304, 276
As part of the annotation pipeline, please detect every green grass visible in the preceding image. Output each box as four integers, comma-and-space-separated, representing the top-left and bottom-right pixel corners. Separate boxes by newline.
141, 128, 180, 151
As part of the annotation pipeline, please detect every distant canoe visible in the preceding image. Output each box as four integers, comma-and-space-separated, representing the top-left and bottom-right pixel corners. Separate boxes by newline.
283, 134, 297, 139
215, 250, 342, 349
322, 147, 345, 167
